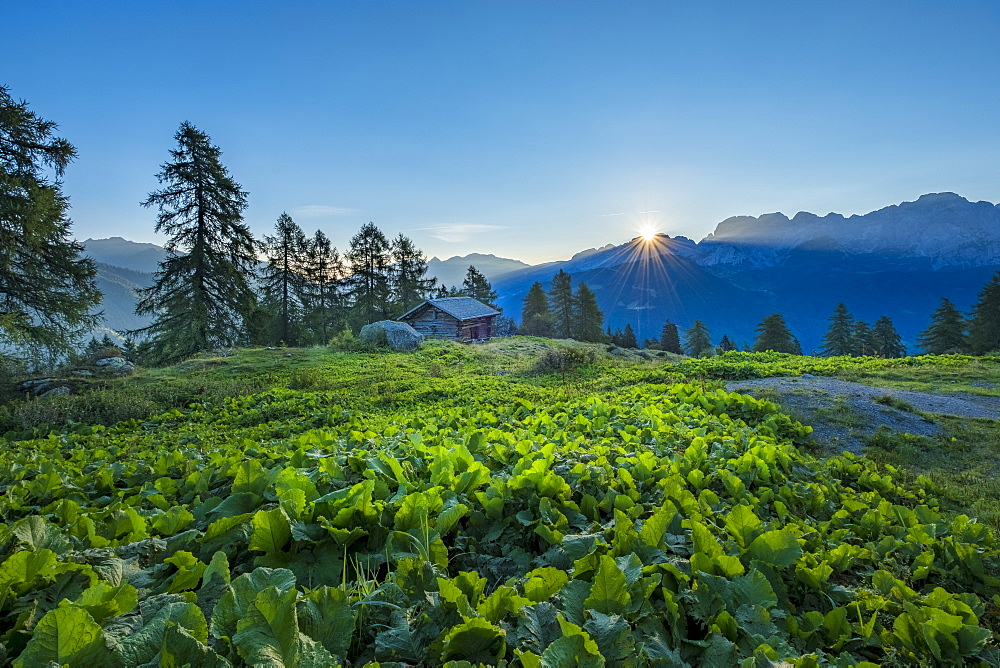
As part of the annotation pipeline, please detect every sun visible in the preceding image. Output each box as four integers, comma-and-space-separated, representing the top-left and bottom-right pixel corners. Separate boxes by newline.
639, 225, 657, 242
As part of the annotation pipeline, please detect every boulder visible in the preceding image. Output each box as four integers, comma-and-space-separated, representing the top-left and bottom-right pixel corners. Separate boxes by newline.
40, 386, 71, 398
359, 321, 424, 352
95, 357, 135, 375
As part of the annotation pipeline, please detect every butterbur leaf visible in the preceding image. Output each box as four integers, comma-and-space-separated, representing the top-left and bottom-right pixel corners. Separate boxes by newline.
12, 516, 72, 555
159, 622, 231, 668
584, 554, 629, 616
524, 567, 569, 603
478, 585, 530, 624
109, 600, 208, 666
250, 508, 292, 554
375, 608, 437, 663
724, 505, 762, 550
441, 617, 506, 664
747, 529, 801, 568
75, 581, 139, 623
517, 602, 562, 655
583, 610, 633, 663
233, 586, 335, 667
0, 549, 60, 596
298, 586, 355, 657
152, 506, 194, 536
13, 603, 108, 667
163, 550, 207, 594
210, 567, 297, 640
730, 569, 777, 610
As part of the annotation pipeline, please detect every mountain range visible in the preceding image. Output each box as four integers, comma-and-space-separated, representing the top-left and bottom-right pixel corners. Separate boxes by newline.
79, 193, 1000, 353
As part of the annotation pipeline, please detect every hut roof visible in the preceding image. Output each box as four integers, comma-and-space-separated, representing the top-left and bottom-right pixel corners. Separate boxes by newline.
399, 297, 501, 322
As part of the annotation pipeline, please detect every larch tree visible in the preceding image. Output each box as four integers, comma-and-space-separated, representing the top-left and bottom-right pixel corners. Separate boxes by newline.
134, 122, 258, 364
520, 282, 553, 337
345, 222, 392, 328
548, 270, 574, 338
301, 229, 344, 345
717, 334, 736, 352
850, 320, 874, 357
572, 282, 605, 342
461, 265, 499, 309
260, 212, 308, 346
683, 320, 711, 357
659, 321, 683, 354
391, 234, 436, 314
968, 271, 1000, 354
917, 298, 967, 354
871, 315, 906, 358
621, 323, 638, 348
0, 85, 101, 355
752, 313, 798, 353
821, 303, 854, 356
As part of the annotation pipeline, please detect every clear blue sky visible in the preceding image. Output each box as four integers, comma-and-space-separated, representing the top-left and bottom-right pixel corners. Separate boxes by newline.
6, 1, 999, 264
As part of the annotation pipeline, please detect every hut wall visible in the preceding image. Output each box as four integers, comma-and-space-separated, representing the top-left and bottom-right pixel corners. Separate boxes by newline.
403, 309, 461, 340
458, 316, 494, 341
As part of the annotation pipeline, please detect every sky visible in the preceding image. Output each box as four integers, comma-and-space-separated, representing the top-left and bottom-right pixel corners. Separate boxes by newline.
5, 1, 1000, 265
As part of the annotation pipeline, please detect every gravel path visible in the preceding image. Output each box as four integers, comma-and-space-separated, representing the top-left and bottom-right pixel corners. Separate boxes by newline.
725, 376, 1000, 455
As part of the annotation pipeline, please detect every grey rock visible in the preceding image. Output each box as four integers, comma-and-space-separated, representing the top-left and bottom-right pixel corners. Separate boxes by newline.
95, 356, 135, 375
359, 320, 424, 352
72, 369, 95, 377
41, 386, 71, 398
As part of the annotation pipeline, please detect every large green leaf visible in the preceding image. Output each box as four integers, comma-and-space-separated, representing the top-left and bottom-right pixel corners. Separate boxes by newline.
75, 581, 138, 623
297, 586, 355, 658
234, 586, 319, 666
583, 555, 629, 616
250, 508, 292, 554
210, 567, 297, 640
12, 516, 72, 555
13, 604, 108, 667
724, 504, 762, 550
157, 622, 232, 668
441, 617, 507, 664
747, 529, 802, 568
110, 600, 208, 666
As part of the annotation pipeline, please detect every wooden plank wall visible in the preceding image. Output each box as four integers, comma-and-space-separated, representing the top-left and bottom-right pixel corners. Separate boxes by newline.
404, 309, 461, 339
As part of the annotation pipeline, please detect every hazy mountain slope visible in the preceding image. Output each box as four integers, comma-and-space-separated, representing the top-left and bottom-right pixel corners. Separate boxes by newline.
426, 253, 530, 289
82, 237, 168, 274
91, 262, 155, 333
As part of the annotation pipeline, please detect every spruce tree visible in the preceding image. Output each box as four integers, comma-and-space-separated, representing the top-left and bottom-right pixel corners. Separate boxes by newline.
345, 222, 392, 327
752, 313, 797, 353
621, 323, 638, 348
917, 298, 967, 354
850, 320, 874, 357
461, 266, 499, 309
135, 122, 258, 363
520, 282, 554, 337
391, 234, 436, 313
301, 230, 344, 345
821, 303, 854, 356
683, 320, 711, 357
718, 335, 736, 352
260, 212, 308, 346
572, 282, 605, 342
548, 270, 574, 338
0, 85, 101, 353
968, 271, 1000, 354
871, 315, 906, 358
659, 321, 683, 354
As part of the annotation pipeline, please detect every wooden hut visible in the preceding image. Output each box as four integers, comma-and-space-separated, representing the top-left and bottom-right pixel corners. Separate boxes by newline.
398, 297, 501, 342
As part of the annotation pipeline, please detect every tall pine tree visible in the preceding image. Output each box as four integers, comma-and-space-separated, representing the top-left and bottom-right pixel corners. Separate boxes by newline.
621, 323, 638, 348
391, 234, 436, 313
717, 335, 736, 352
968, 271, 1000, 354
752, 313, 798, 353
520, 282, 553, 337
260, 212, 308, 346
821, 303, 854, 356
871, 316, 906, 358
0, 85, 101, 354
135, 122, 258, 364
659, 321, 683, 354
683, 321, 711, 356
461, 265, 499, 309
548, 270, 574, 338
572, 282, 605, 342
345, 222, 392, 328
917, 298, 967, 354
851, 320, 874, 357
301, 229, 344, 345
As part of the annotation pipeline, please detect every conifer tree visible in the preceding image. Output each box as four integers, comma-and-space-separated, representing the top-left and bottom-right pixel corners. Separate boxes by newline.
621, 323, 638, 348
548, 270, 574, 338
968, 271, 1000, 354
821, 303, 854, 356
301, 230, 344, 345
572, 282, 605, 342
391, 234, 436, 313
260, 212, 308, 346
461, 266, 499, 309
135, 122, 258, 363
851, 320, 874, 357
345, 222, 392, 327
0, 85, 101, 353
520, 282, 554, 337
659, 321, 683, 354
752, 313, 798, 353
683, 320, 711, 356
917, 298, 967, 354
871, 315, 906, 358
718, 335, 736, 352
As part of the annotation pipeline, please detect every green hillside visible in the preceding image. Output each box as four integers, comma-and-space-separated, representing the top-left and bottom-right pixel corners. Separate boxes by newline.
0, 341, 998, 666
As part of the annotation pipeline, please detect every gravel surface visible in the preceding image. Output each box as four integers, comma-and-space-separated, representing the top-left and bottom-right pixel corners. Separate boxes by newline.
725, 376, 1000, 455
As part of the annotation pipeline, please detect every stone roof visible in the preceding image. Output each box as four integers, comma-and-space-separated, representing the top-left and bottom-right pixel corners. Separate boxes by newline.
399, 297, 500, 322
